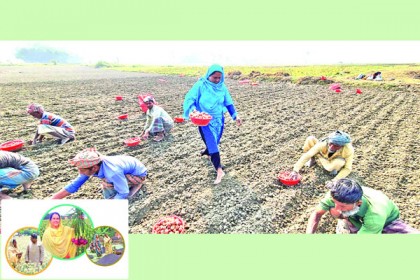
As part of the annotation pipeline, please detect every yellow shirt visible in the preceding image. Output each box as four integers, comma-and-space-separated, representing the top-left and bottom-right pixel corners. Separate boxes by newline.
293, 141, 354, 180
42, 223, 77, 259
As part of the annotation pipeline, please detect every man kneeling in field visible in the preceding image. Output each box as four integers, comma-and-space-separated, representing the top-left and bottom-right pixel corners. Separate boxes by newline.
51, 148, 147, 199
291, 130, 354, 181
27, 103, 76, 145
306, 179, 420, 234
0, 151, 40, 200
140, 96, 174, 142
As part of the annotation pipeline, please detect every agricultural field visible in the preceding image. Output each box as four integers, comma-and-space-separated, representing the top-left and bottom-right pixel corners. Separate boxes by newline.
0, 65, 419, 234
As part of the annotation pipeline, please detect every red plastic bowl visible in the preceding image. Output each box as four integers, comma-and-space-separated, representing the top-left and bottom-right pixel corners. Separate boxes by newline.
335, 89, 342, 93
124, 137, 141, 147
356, 89, 362, 94
116, 96, 123, 101
191, 116, 212, 126
118, 114, 128, 120
174, 117, 185, 123
0, 139, 25, 152
152, 215, 186, 234
278, 171, 302, 186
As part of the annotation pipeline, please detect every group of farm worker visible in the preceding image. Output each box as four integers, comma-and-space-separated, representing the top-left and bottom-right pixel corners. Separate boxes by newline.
1, 64, 418, 234
290, 130, 418, 234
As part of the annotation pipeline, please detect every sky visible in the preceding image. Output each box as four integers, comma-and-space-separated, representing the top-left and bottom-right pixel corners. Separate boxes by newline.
0, 41, 420, 66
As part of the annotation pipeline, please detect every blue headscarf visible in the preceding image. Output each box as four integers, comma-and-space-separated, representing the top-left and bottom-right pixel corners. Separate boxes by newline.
183, 64, 232, 119
328, 131, 351, 146
202, 64, 225, 90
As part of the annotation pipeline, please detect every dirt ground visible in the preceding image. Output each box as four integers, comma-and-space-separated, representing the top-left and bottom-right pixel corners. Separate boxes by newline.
1, 65, 419, 234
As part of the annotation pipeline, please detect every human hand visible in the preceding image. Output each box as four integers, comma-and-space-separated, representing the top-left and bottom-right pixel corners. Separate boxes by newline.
289, 171, 299, 180
142, 131, 149, 140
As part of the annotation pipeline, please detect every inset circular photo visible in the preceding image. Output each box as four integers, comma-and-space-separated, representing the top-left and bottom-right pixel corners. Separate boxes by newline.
5, 227, 53, 276
38, 204, 94, 260
86, 226, 125, 266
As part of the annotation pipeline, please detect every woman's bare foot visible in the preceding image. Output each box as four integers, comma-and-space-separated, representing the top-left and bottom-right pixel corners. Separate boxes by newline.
214, 168, 225, 185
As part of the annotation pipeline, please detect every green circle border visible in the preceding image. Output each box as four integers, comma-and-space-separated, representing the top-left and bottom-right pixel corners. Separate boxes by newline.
37, 203, 95, 261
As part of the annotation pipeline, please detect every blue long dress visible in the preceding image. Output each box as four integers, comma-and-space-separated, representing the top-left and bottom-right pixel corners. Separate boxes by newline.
183, 64, 237, 155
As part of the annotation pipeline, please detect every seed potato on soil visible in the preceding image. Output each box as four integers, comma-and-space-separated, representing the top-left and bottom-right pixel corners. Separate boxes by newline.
0, 65, 419, 234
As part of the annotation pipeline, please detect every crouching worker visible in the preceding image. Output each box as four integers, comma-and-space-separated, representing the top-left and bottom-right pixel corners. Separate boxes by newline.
27, 103, 76, 145
306, 179, 420, 234
140, 96, 174, 142
0, 151, 40, 200
51, 148, 147, 199
291, 130, 354, 181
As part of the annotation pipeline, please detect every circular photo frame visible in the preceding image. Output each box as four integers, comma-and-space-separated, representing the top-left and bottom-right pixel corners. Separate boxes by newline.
4, 226, 53, 276
86, 226, 125, 266
38, 204, 94, 260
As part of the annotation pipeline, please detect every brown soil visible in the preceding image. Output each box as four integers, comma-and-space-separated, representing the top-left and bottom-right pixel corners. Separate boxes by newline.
1, 65, 419, 234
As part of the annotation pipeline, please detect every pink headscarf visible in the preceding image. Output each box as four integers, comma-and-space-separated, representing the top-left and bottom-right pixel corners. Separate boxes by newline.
68, 148, 104, 169
27, 103, 44, 114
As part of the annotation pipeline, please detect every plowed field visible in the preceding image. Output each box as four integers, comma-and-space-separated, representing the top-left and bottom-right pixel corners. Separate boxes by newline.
1, 65, 419, 233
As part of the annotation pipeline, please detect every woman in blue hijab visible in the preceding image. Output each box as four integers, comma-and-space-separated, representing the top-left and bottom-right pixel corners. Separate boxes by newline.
183, 64, 242, 184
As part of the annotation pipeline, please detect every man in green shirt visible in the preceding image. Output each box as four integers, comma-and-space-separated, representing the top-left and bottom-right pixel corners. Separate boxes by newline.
306, 179, 419, 234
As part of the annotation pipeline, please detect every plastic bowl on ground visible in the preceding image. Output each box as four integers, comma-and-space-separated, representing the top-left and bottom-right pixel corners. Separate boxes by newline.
0, 139, 25, 152
124, 137, 141, 147
174, 117, 185, 123
278, 171, 302, 186
356, 89, 362, 94
190, 116, 212, 126
118, 114, 128, 120
335, 89, 342, 93
152, 215, 186, 234
115, 96, 123, 101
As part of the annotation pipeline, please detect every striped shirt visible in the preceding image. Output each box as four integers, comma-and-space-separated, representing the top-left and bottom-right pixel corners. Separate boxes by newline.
40, 112, 74, 132
0, 151, 30, 169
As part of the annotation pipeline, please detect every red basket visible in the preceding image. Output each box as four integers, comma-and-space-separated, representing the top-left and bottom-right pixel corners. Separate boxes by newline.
278, 171, 302, 186
124, 137, 141, 147
174, 117, 185, 123
118, 114, 128, 120
115, 96, 123, 101
152, 215, 186, 234
0, 139, 25, 152
190, 116, 212, 126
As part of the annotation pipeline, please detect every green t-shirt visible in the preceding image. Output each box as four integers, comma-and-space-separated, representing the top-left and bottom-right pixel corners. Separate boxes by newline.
318, 186, 400, 234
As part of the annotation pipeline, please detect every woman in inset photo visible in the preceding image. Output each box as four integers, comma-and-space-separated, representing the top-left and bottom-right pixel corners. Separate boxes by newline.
86, 226, 125, 266
39, 205, 94, 259
5, 227, 53, 275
